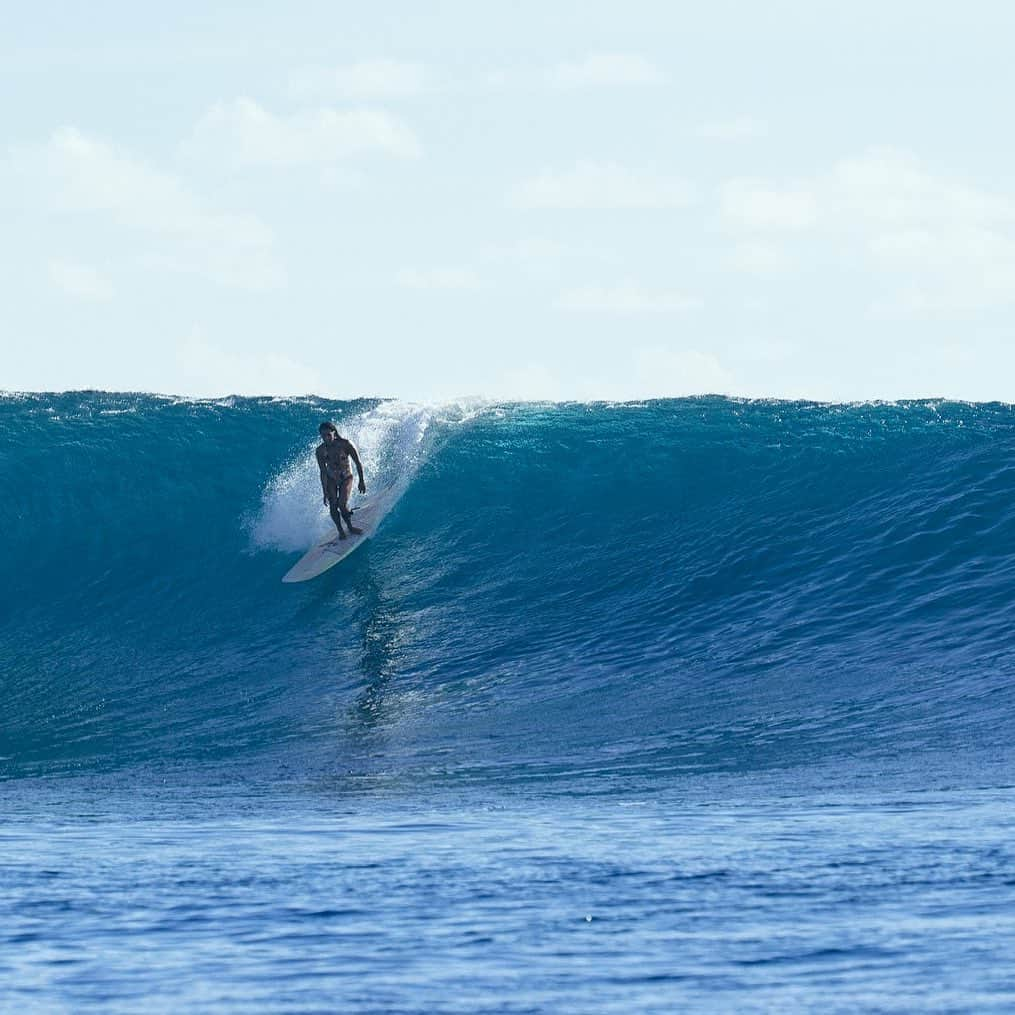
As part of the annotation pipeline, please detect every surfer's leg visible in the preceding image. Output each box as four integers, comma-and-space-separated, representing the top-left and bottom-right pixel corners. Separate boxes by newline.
339, 474, 363, 534
326, 479, 346, 538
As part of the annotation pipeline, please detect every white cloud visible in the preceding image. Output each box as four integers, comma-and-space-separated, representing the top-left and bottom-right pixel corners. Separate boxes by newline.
396, 266, 482, 290
723, 148, 1015, 233
727, 241, 792, 276
7, 127, 283, 289
698, 118, 767, 141
829, 148, 1015, 227
548, 53, 667, 88
186, 98, 421, 168
720, 179, 818, 229
512, 162, 694, 210
288, 60, 427, 99
721, 147, 1015, 310
494, 347, 734, 401
556, 283, 700, 313
49, 259, 114, 301
486, 53, 667, 91
867, 226, 1015, 283
626, 346, 735, 396
176, 333, 323, 397
483, 69, 515, 89
484, 237, 587, 262
730, 337, 797, 363
483, 236, 616, 272
495, 361, 567, 401
834, 153, 1015, 309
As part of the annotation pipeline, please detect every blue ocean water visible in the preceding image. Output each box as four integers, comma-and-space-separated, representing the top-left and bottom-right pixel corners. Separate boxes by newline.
2, 392, 1015, 1011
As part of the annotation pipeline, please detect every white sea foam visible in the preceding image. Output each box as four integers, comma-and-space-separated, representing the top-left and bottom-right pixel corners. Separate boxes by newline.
248, 399, 486, 553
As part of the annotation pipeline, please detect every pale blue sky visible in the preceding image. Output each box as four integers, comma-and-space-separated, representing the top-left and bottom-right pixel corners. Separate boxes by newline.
4, 1, 1015, 401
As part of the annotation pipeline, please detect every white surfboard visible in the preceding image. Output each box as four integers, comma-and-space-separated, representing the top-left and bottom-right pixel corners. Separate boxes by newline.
282, 501, 384, 583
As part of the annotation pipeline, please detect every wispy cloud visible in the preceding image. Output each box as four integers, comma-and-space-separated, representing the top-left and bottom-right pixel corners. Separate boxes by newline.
396, 266, 482, 290
483, 236, 616, 275
484, 237, 598, 262
831, 148, 1015, 227
185, 98, 421, 168
512, 162, 693, 210
548, 53, 667, 88
495, 346, 733, 401
288, 60, 427, 100
627, 346, 734, 396
177, 332, 323, 397
486, 52, 667, 91
49, 259, 114, 301
720, 179, 818, 229
720, 147, 1015, 310
730, 336, 797, 363
556, 283, 700, 313
7, 127, 283, 289
727, 241, 792, 276
698, 117, 767, 141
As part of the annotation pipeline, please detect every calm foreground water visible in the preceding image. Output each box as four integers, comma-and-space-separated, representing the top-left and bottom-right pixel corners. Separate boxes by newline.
3, 781, 1015, 1013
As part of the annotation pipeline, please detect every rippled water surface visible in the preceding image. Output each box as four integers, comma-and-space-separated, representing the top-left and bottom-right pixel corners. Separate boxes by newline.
4, 784, 1015, 1013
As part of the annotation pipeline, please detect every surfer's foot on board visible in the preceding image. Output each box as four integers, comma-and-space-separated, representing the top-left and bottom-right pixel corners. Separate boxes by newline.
348, 525, 363, 535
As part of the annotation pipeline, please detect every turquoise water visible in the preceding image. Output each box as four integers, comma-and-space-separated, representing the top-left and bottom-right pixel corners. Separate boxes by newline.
3, 393, 1015, 1010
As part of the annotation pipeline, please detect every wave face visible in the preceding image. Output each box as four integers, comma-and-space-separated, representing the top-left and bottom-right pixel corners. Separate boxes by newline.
3, 392, 1015, 788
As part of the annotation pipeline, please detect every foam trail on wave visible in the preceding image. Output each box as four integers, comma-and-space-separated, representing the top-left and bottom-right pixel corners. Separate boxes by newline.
247, 401, 438, 552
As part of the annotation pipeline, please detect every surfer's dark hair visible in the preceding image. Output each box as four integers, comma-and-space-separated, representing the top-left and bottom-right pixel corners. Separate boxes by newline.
319, 421, 338, 435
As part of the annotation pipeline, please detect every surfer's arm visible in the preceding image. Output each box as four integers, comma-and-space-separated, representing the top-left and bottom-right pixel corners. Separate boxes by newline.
315, 445, 329, 502
347, 441, 366, 493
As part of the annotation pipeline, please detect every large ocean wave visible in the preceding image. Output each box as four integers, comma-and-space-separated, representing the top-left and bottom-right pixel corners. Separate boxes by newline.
3, 392, 1014, 788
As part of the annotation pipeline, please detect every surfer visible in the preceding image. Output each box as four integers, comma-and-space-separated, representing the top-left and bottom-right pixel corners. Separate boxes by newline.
316, 422, 367, 539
